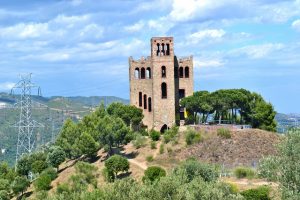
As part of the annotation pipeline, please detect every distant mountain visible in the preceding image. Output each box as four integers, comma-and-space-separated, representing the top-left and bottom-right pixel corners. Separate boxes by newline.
0, 92, 129, 166
275, 113, 300, 133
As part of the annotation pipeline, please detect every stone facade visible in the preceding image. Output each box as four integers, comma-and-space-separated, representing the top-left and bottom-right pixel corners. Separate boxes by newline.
129, 37, 193, 132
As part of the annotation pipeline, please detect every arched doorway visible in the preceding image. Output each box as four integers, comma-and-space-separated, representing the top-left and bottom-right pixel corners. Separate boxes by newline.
160, 124, 168, 133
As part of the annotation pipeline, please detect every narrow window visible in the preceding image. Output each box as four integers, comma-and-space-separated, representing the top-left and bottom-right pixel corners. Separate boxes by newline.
185, 66, 189, 78
174, 66, 178, 78
161, 43, 165, 55
166, 44, 170, 55
179, 67, 184, 78
134, 68, 140, 79
148, 97, 152, 112
179, 89, 185, 99
144, 94, 147, 109
141, 67, 145, 79
139, 92, 142, 107
146, 67, 151, 79
161, 82, 167, 99
161, 66, 166, 78
156, 43, 160, 56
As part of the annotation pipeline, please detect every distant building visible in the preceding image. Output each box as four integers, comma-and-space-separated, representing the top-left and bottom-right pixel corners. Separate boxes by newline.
129, 37, 194, 132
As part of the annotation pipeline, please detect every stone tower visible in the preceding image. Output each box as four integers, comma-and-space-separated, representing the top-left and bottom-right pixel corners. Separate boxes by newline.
129, 37, 193, 132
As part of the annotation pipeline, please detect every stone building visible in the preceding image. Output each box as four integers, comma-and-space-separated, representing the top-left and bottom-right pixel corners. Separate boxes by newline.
129, 37, 194, 132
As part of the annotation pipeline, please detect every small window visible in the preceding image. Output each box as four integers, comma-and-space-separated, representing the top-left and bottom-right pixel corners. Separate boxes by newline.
156, 43, 160, 56
161, 82, 167, 99
139, 92, 142, 107
144, 94, 147, 109
141, 67, 145, 79
166, 44, 170, 55
179, 67, 184, 78
179, 89, 185, 99
148, 97, 152, 112
185, 66, 189, 78
146, 67, 151, 79
161, 43, 165, 55
134, 68, 139, 79
162, 66, 166, 78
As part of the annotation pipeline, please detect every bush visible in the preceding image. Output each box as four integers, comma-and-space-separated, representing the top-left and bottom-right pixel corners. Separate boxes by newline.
163, 126, 179, 144
185, 128, 202, 145
142, 166, 166, 183
240, 186, 270, 200
146, 155, 154, 162
102, 167, 115, 183
0, 190, 9, 200
228, 183, 239, 194
132, 134, 147, 149
234, 167, 255, 179
149, 130, 160, 141
34, 174, 52, 191
56, 183, 71, 194
159, 144, 165, 154
257, 156, 278, 181
174, 158, 219, 182
217, 128, 231, 139
41, 167, 58, 181
150, 141, 157, 149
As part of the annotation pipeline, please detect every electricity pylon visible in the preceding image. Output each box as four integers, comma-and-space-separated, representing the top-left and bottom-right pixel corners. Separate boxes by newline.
11, 73, 43, 169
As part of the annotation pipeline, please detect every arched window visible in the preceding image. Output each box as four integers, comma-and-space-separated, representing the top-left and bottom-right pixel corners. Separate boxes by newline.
185, 66, 189, 78
179, 67, 184, 78
174, 66, 178, 78
134, 68, 140, 79
141, 67, 145, 79
161, 66, 166, 78
148, 97, 152, 112
139, 92, 142, 107
161, 82, 167, 99
144, 94, 147, 109
146, 67, 151, 79
161, 43, 165, 55
166, 44, 170, 55
156, 43, 160, 56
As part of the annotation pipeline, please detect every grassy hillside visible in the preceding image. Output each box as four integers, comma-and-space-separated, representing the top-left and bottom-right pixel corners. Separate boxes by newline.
0, 93, 128, 166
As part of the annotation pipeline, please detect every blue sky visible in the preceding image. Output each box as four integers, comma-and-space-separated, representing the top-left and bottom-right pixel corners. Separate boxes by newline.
0, 0, 300, 114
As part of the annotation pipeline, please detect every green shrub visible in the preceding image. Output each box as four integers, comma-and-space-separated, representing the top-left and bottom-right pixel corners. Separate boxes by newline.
105, 155, 129, 178
34, 174, 52, 191
41, 167, 57, 181
149, 130, 160, 141
138, 129, 148, 136
257, 156, 278, 181
56, 183, 71, 194
0, 190, 9, 200
102, 167, 115, 183
150, 141, 157, 149
234, 167, 255, 179
163, 126, 179, 144
133, 134, 147, 149
228, 183, 239, 194
240, 186, 270, 200
185, 128, 202, 145
142, 166, 166, 183
217, 128, 231, 139
159, 144, 165, 154
174, 158, 219, 182
146, 155, 154, 162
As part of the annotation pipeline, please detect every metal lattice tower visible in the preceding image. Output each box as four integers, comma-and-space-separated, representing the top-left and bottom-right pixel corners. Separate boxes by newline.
12, 74, 43, 167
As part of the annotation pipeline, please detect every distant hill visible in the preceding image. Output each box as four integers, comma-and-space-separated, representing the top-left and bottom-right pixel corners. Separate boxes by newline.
0, 92, 129, 166
275, 113, 300, 133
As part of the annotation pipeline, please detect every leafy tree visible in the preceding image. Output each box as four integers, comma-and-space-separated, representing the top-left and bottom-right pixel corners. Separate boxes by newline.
0, 190, 9, 200
31, 160, 48, 174
34, 174, 52, 191
258, 129, 300, 199
0, 178, 10, 191
107, 102, 143, 128
16, 154, 31, 176
142, 166, 166, 183
41, 168, 58, 181
11, 176, 30, 197
104, 155, 129, 179
47, 146, 66, 170
74, 132, 100, 158
56, 118, 81, 158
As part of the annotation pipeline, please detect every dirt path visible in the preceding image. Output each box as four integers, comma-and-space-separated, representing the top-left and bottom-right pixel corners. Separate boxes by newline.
128, 158, 147, 170
153, 141, 162, 158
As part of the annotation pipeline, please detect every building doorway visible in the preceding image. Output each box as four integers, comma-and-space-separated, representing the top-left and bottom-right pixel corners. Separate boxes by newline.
160, 124, 168, 133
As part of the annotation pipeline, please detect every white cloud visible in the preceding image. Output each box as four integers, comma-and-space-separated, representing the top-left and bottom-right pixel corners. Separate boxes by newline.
292, 19, 300, 31
0, 82, 15, 91
124, 21, 145, 32
231, 43, 285, 59
0, 23, 49, 39
188, 29, 226, 43
194, 58, 225, 68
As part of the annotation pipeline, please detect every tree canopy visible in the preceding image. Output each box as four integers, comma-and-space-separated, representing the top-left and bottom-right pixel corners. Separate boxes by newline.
181, 89, 277, 131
